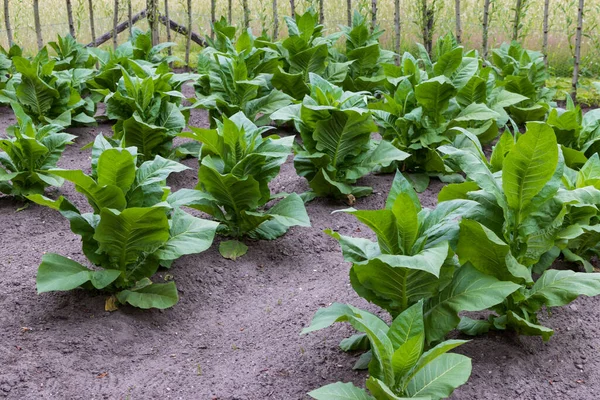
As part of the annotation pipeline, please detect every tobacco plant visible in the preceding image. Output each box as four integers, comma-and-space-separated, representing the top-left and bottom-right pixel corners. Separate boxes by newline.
0, 104, 74, 199
27, 136, 218, 310
440, 122, 600, 340
304, 302, 472, 400
272, 74, 409, 201
172, 112, 310, 259
328, 171, 520, 344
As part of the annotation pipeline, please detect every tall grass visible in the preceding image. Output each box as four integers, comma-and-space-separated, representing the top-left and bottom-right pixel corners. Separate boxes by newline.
1, 0, 600, 77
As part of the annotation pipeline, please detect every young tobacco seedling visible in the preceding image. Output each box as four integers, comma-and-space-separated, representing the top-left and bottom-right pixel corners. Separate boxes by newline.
272, 74, 409, 201
303, 301, 472, 400
27, 135, 218, 310
173, 112, 310, 259
0, 104, 75, 199
328, 170, 519, 344
440, 122, 600, 340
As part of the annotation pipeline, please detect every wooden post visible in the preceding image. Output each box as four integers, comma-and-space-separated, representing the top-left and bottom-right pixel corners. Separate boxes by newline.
273, 0, 279, 39
185, 0, 192, 66
4, 0, 13, 47
512, 0, 522, 41
113, 0, 119, 49
243, 0, 250, 28
33, 0, 43, 50
165, 0, 172, 54
128, 0, 133, 36
290, 0, 295, 19
147, 0, 159, 46
542, 0, 550, 67
572, 0, 584, 99
88, 0, 96, 46
371, 0, 377, 31
394, 0, 400, 64
482, 0, 490, 59
228, 0, 232, 23
421, 0, 434, 54
66, 0, 76, 37
455, 0, 462, 43
210, 0, 216, 39
319, 0, 324, 24
347, 0, 351, 25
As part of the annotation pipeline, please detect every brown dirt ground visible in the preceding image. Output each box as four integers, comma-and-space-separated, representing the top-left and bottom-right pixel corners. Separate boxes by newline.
1, 86, 600, 400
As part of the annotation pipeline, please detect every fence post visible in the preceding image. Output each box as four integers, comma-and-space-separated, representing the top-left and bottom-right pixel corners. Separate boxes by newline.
147, 0, 159, 46
542, 0, 550, 67
185, 0, 192, 66
33, 0, 43, 50
347, 0, 351, 25
319, 0, 324, 24
113, 0, 119, 49
482, 0, 490, 59
273, 0, 279, 39
572, 0, 585, 99
3, 0, 12, 47
394, 0, 400, 64
290, 0, 295, 19
165, 0, 173, 54
66, 0, 76, 37
512, 0, 522, 41
228, 0, 232, 23
210, 0, 216, 39
455, 0, 462, 43
243, 0, 250, 28
128, 0, 133, 36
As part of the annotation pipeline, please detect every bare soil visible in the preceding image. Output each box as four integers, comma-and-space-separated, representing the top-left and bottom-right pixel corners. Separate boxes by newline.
1, 89, 600, 400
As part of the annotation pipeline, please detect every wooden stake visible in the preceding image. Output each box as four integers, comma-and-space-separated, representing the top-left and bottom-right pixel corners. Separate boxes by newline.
66, 0, 76, 37
165, 0, 172, 54
482, 0, 490, 59
273, 0, 279, 39
228, 0, 232, 23
128, 0, 133, 36
33, 0, 43, 50
113, 0, 119, 49
243, 0, 250, 28
4, 0, 13, 47
455, 0, 462, 43
512, 0, 522, 41
319, 0, 324, 24
572, 0, 585, 99
347, 0, 351, 26
290, 0, 295, 19
371, 0, 377, 31
210, 0, 216, 39
185, 0, 192, 66
542, 0, 550, 67
147, 0, 159, 46
394, 0, 400, 64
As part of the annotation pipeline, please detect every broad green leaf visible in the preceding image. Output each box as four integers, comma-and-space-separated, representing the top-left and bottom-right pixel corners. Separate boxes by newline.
116, 281, 179, 309
505, 311, 553, 341
37, 253, 94, 293
523, 269, 600, 311
219, 240, 248, 260
96, 148, 136, 193
405, 353, 471, 399
308, 382, 375, 400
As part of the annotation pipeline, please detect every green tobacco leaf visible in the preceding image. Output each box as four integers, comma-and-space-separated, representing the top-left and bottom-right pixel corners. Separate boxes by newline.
265, 193, 311, 228
116, 281, 179, 309
365, 378, 408, 400
391, 193, 419, 254
424, 264, 520, 343
96, 148, 136, 193
272, 68, 310, 99
155, 208, 219, 261
219, 240, 248, 260
415, 76, 456, 112
505, 311, 554, 341
405, 353, 471, 399
347, 209, 400, 254
503, 122, 558, 217
37, 253, 95, 293
308, 382, 375, 400
50, 169, 127, 212
433, 47, 463, 77
522, 269, 600, 311
198, 167, 261, 215
325, 230, 381, 263
458, 317, 492, 336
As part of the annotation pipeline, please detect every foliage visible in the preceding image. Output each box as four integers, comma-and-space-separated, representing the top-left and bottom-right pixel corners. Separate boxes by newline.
272, 74, 409, 200
48, 34, 97, 70
173, 112, 310, 258
0, 104, 74, 199
304, 302, 472, 400
440, 122, 600, 340
27, 136, 218, 309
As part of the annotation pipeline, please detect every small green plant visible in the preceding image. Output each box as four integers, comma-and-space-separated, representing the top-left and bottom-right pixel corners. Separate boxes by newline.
0, 104, 74, 199
304, 301, 472, 400
27, 135, 218, 310
173, 112, 310, 259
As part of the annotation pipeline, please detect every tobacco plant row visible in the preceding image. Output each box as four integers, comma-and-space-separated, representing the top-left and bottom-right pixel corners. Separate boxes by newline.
1, 8, 600, 399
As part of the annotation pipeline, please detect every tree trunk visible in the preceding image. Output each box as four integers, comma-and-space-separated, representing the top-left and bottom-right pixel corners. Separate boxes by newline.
421, 0, 434, 54
371, 0, 377, 31
165, 0, 173, 55
243, 0, 250, 28
482, 0, 490, 59
228, 0, 232, 23
185, 0, 192, 66
273, 0, 279, 39
66, 0, 76, 37
512, 0, 522, 41
347, 0, 352, 26
33, 0, 43, 50
394, 0, 400, 64
290, 0, 295, 19
542, 0, 550, 66
210, 0, 216, 38
4, 0, 12, 47
128, 0, 133, 36
455, 0, 462, 43
113, 0, 119, 49
147, 0, 159, 46
572, 0, 584, 99
319, 0, 324, 24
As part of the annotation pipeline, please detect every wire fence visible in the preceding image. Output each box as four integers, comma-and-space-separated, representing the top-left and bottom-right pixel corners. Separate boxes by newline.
0, 0, 598, 79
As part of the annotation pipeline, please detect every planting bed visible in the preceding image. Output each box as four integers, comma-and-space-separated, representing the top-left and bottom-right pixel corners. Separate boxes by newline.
1, 99, 600, 400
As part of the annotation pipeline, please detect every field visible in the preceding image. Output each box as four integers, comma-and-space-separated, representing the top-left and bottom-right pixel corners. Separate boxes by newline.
2, 100, 600, 399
